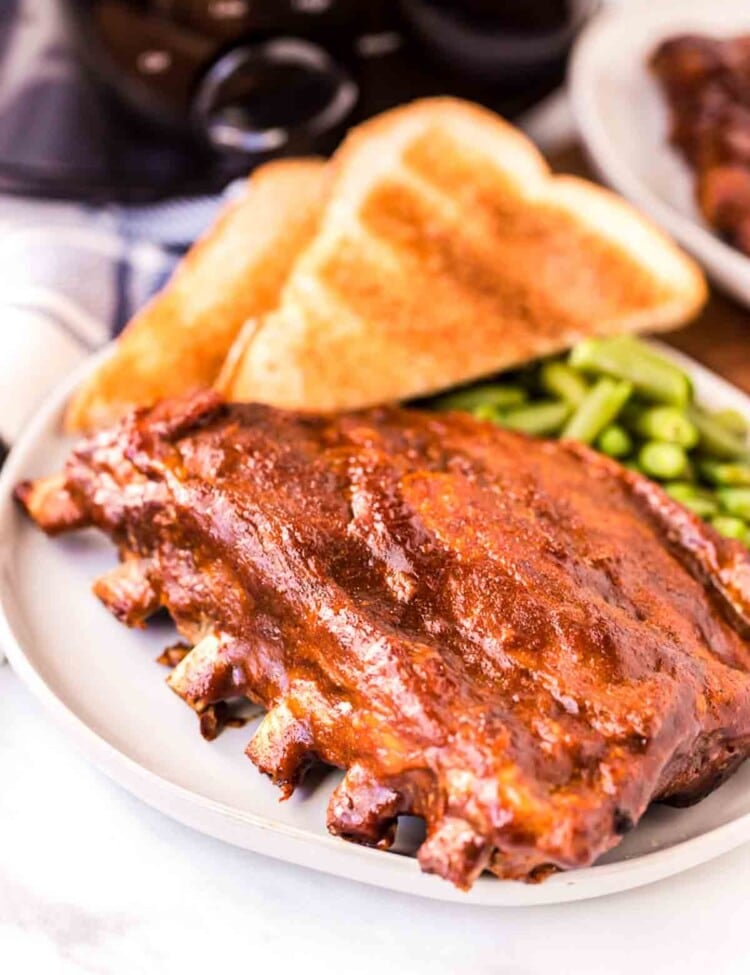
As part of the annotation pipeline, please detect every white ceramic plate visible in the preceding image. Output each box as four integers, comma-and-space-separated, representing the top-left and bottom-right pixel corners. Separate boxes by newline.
4, 347, 750, 907
570, 0, 750, 308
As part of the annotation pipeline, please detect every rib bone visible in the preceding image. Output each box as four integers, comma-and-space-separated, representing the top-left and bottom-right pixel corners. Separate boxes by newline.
246, 700, 314, 797
15, 475, 88, 534
327, 765, 403, 849
417, 817, 492, 890
167, 631, 225, 712
93, 557, 159, 627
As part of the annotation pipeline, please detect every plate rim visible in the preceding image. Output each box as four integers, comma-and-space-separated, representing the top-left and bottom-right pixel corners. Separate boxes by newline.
568, 0, 750, 307
4, 346, 750, 906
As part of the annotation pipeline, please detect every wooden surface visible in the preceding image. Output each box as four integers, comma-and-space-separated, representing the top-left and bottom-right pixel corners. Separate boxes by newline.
667, 294, 750, 395
554, 146, 750, 394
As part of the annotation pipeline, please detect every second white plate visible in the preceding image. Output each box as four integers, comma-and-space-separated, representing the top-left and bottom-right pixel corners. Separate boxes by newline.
3, 347, 750, 906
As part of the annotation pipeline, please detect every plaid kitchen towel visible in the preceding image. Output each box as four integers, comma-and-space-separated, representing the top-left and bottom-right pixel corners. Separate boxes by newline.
0, 192, 227, 454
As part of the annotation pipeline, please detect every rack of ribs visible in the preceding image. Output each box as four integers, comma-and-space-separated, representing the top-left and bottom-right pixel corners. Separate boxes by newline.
651, 34, 750, 255
15, 391, 750, 888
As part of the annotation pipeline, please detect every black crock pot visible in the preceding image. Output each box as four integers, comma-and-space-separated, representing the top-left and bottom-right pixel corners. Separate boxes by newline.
0, 0, 596, 201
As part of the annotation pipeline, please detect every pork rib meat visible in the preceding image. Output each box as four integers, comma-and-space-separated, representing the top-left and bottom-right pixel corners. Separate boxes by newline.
16, 392, 750, 888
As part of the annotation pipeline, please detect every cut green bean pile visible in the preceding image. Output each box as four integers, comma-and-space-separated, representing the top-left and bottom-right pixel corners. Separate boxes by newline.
427, 336, 750, 548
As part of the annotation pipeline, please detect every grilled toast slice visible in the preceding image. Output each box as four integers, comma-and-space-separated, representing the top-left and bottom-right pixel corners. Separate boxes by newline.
219, 98, 706, 411
65, 158, 327, 431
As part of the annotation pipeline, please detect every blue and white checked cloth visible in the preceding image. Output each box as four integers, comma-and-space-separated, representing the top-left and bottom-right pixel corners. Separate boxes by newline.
0, 191, 231, 449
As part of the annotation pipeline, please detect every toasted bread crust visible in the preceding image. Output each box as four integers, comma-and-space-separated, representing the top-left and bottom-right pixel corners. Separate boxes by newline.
65, 158, 328, 432
220, 98, 707, 411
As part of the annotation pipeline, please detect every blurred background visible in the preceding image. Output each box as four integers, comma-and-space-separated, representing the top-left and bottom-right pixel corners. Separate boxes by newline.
0, 0, 596, 201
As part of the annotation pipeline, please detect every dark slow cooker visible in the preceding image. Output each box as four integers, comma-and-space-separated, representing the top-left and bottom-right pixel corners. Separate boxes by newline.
0, 0, 596, 201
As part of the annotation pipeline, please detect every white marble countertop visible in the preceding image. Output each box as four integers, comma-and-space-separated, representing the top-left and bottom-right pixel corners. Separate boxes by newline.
2, 663, 750, 974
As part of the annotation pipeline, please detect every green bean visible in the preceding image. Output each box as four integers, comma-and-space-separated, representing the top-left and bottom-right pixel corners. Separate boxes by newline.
664, 481, 721, 517
539, 361, 589, 407
472, 403, 502, 424
596, 424, 633, 458
688, 406, 750, 461
561, 378, 633, 444
629, 405, 698, 448
638, 441, 689, 480
711, 515, 748, 540
698, 459, 750, 486
495, 400, 570, 437
432, 383, 527, 413
680, 495, 719, 518
569, 337, 691, 406
664, 481, 700, 502
712, 408, 748, 436
717, 487, 750, 519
